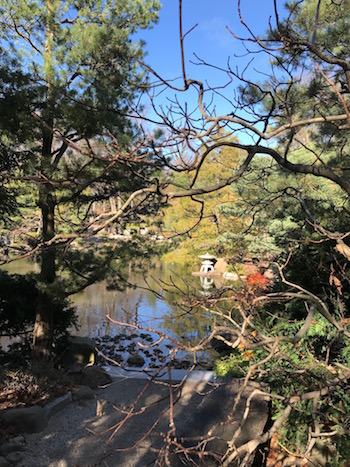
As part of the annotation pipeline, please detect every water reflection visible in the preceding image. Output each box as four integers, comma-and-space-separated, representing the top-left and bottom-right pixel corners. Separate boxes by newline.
72, 274, 174, 339
2, 259, 214, 350
74, 262, 218, 353
200, 276, 215, 294
2, 258, 40, 275
73, 263, 222, 370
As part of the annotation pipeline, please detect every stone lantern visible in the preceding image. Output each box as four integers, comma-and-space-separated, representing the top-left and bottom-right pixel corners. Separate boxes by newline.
198, 252, 216, 274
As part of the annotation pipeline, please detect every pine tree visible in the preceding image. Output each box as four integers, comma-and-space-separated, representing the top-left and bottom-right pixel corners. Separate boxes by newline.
0, 0, 160, 358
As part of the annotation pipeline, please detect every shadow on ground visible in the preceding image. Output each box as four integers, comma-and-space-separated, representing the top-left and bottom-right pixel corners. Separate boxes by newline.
19, 375, 269, 466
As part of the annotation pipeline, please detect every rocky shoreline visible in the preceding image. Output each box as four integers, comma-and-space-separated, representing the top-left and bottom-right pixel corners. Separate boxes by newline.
94, 331, 214, 370
0, 332, 215, 465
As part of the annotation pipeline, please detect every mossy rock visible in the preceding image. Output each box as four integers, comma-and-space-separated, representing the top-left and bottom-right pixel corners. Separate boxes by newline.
56, 336, 97, 370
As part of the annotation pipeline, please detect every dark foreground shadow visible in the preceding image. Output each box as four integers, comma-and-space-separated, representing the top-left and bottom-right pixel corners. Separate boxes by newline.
20, 375, 270, 467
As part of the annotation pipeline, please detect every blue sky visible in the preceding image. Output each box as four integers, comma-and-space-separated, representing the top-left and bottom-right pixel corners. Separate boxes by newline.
142, 1, 284, 81
135, 0, 288, 141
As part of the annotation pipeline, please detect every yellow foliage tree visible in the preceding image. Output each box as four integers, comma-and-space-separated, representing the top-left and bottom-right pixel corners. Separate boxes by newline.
162, 134, 242, 266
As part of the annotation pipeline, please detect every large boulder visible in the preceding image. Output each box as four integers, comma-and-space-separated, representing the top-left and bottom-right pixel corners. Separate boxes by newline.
171, 379, 270, 466
56, 336, 97, 370
1, 405, 48, 434
80, 366, 112, 388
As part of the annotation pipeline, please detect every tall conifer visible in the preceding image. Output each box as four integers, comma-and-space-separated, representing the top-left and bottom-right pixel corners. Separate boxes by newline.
0, 0, 160, 357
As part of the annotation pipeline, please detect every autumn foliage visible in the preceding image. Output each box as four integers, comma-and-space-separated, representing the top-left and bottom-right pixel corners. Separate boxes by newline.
246, 272, 270, 291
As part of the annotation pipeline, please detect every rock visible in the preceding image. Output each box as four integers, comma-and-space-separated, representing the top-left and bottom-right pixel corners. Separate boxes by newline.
126, 354, 145, 367
0, 441, 26, 456
210, 332, 236, 354
214, 258, 229, 273
223, 271, 239, 280
171, 379, 270, 466
10, 436, 25, 445
0, 457, 10, 467
126, 342, 136, 352
81, 366, 112, 388
112, 354, 123, 364
45, 392, 73, 419
72, 385, 94, 401
309, 440, 334, 466
6, 451, 24, 463
56, 336, 97, 370
51, 461, 67, 467
1, 406, 48, 434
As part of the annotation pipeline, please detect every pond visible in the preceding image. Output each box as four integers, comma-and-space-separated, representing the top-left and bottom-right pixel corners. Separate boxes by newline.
1, 258, 224, 368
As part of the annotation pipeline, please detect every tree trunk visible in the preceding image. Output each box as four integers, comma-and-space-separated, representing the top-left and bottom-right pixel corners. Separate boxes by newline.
32, 0, 57, 359
32, 168, 56, 359
32, 288, 54, 360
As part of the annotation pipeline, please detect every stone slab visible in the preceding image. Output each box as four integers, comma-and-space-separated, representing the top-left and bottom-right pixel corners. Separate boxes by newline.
103, 366, 215, 382
44, 392, 73, 419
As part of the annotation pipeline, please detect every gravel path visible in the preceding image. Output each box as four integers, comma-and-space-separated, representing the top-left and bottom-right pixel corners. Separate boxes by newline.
16, 374, 269, 467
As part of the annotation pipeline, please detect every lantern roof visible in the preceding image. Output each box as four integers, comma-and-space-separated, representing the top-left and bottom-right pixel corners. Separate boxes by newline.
198, 252, 216, 260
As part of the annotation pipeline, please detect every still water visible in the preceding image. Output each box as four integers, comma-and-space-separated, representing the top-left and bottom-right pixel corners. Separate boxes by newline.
71, 260, 206, 340
2, 259, 220, 359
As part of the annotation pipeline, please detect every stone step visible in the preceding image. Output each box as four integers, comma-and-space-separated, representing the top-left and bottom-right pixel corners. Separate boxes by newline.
103, 365, 215, 382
